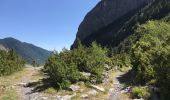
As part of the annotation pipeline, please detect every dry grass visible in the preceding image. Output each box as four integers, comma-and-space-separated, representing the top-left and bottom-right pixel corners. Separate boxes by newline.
0, 66, 42, 100
0, 69, 26, 100
119, 93, 131, 100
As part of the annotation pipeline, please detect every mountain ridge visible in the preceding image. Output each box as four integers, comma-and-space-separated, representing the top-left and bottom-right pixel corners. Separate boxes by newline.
0, 37, 51, 64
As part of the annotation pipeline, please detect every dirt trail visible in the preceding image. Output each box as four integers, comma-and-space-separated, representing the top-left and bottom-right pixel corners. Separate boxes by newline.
15, 65, 45, 100
7, 65, 129, 100
15, 67, 128, 100
109, 72, 127, 100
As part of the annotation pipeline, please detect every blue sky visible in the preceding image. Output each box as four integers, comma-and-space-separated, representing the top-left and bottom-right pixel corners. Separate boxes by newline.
0, 0, 99, 51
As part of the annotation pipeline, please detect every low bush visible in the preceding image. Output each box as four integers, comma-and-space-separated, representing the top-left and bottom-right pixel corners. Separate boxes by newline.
79, 42, 109, 82
111, 52, 131, 68
131, 87, 150, 99
44, 53, 83, 89
44, 42, 110, 89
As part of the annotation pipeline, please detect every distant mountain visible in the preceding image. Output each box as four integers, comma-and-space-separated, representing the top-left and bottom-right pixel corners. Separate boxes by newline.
0, 37, 51, 64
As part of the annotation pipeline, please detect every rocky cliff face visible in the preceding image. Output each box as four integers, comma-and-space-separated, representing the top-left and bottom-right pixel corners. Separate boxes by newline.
72, 0, 152, 48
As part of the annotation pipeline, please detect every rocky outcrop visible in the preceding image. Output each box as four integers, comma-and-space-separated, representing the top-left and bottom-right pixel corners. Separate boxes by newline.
0, 44, 7, 51
72, 0, 153, 48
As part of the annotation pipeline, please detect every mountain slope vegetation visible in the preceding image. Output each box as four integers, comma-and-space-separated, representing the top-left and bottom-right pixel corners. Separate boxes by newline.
0, 37, 51, 64
72, 0, 170, 51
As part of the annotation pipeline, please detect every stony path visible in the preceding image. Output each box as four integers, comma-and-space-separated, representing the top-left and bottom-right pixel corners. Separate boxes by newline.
11, 65, 128, 100
109, 72, 124, 100
15, 65, 45, 100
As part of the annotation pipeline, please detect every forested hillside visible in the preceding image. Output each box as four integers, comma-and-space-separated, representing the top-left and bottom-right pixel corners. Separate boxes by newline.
0, 37, 51, 64
72, 0, 170, 50
115, 0, 170, 53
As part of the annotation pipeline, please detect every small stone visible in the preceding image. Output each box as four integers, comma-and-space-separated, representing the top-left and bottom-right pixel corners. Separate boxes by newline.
114, 66, 118, 70
56, 93, 76, 100
17, 82, 27, 87
91, 85, 105, 92
104, 64, 109, 70
133, 98, 144, 100
69, 85, 80, 91
41, 97, 48, 100
80, 94, 88, 98
80, 72, 91, 78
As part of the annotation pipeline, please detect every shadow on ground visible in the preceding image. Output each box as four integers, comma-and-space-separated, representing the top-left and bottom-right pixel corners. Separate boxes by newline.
117, 70, 135, 86
117, 70, 161, 100
25, 77, 58, 94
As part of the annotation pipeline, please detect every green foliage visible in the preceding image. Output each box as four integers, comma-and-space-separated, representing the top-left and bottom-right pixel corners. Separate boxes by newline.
114, 0, 170, 53
44, 52, 82, 89
131, 20, 170, 99
111, 52, 131, 68
153, 38, 170, 100
31, 60, 36, 67
131, 21, 170, 84
0, 49, 25, 76
70, 41, 109, 82
81, 42, 108, 80
31, 59, 39, 67
131, 87, 150, 99
44, 42, 109, 89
